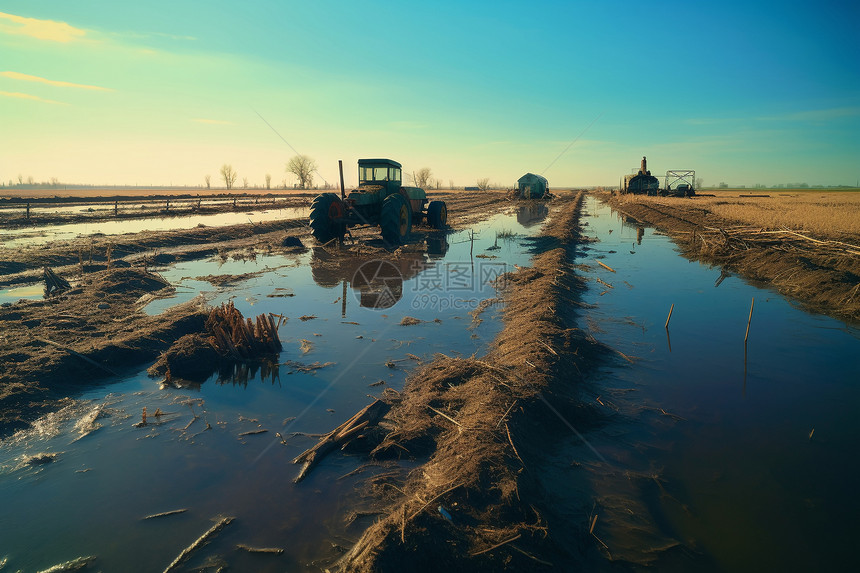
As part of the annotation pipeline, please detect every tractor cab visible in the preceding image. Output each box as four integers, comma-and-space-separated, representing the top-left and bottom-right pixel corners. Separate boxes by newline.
357, 158, 402, 198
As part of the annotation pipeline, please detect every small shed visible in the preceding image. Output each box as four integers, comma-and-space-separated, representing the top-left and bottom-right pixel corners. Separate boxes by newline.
517, 173, 548, 199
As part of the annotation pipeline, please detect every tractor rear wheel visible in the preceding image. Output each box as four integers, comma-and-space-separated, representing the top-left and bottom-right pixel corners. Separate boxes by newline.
380, 194, 412, 245
427, 200, 447, 229
309, 193, 346, 244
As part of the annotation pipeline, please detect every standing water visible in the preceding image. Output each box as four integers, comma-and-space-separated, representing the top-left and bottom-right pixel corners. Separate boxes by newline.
0, 205, 549, 572
0, 206, 308, 248
565, 196, 859, 571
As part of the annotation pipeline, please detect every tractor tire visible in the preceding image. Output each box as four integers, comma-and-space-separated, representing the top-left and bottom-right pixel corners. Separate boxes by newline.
380, 193, 412, 245
427, 200, 447, 229
309, 193, 346, 244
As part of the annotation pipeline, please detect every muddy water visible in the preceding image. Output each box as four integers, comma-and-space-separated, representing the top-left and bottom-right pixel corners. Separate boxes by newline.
0, 198, 286, 217
0, 206, 308, 247
0, 282, 44, 303
566, 196, 860, 571
0, 205, 547, 572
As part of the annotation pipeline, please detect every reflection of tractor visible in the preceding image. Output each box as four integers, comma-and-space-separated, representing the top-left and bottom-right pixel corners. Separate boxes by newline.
310, 246, 444, 313
309, 159, 448, 245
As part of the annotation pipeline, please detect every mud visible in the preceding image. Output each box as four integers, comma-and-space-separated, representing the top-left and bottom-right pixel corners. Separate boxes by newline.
603, 193, 860, 323
330, 192, 622, 571
0, 267, 207, 434
0, 191, 531, 436
0, 192, 311, 228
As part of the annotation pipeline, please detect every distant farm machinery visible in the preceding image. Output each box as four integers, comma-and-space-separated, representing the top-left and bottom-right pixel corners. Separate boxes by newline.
619, 157, 696, 197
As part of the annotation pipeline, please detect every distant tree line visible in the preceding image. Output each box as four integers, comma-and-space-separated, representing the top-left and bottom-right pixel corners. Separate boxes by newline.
709, 182, 850, 189
3, 175, 64, 188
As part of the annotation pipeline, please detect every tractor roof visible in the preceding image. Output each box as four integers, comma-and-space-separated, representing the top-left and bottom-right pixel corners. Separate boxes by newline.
358, 158, 402, 168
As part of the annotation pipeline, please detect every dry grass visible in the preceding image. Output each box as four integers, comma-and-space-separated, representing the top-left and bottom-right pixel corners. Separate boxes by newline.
617, 191, 860, 241
608, 191, 860, 322
338, 193, 607, 572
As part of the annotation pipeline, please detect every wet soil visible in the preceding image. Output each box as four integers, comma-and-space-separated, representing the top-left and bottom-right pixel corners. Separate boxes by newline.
602, 193, 860, 323
0, 268, 206, 433
329, 192, 618, 571
0, 191, 517, 286
0, 193, 311, 228
0, 191, 543, 435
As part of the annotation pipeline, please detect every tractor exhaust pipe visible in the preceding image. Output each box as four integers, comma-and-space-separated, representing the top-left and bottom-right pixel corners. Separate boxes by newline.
338, 159, 345, 201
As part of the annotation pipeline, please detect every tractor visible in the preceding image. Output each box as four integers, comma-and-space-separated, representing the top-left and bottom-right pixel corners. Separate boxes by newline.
308, 158, 447, 245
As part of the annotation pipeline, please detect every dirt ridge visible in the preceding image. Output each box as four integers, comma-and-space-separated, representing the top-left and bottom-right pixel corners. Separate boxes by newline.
605, 194, 860, 323
335, 192, 612, 571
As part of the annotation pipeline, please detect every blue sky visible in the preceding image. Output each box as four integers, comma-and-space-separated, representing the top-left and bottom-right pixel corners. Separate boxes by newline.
1, 0, 858, 188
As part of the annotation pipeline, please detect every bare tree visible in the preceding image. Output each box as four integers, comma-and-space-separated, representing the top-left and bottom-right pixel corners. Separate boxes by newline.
265, 174, 272, 190
220, 164, 237, 190
204, 174, 211, 189
449, 179, 454, 190
695, 177, 703, 189
477, 178, 491, 192
287, 155, 316, 189
26, 176, 34, 185
413, 167, 432, 189
242, 177, 249, 189
17, 174, 23, 185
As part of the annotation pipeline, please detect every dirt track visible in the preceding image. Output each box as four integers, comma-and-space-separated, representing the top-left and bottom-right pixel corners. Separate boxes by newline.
604, 193, 860, 323
0, 190, 547, 435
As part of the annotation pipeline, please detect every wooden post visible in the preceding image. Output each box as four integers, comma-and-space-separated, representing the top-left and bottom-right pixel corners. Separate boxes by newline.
26, 202, 30, 220
665, 303, 674, 329
115, 200, 118, 216
338, 159, 346, 201
744, 298, 754, 344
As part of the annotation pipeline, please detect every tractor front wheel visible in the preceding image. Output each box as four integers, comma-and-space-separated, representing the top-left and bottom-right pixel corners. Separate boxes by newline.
380, 194, 412, 245
427, 200, 448, 229
309, 193, 346, 244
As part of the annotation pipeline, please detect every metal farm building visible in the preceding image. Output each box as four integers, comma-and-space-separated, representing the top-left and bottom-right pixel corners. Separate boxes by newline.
517, 173, 549, 199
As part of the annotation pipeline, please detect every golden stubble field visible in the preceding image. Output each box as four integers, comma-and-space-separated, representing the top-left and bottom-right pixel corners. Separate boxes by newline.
691, 190, 860, 240
607, 189, 860, 322
613, 190, 860, 243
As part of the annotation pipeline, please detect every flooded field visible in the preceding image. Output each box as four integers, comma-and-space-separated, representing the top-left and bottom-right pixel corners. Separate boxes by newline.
0, 205, 547, 572
0, 206, 308, 248
564, 197, 860, 571
1, 194, 857, 571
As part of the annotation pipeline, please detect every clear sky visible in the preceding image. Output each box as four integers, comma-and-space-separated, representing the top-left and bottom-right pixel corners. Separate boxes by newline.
1, 0, 858, 189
